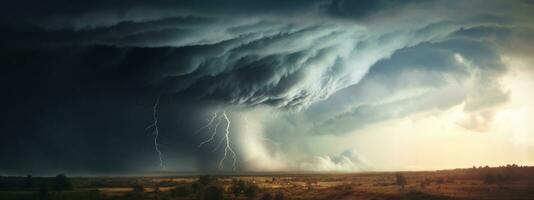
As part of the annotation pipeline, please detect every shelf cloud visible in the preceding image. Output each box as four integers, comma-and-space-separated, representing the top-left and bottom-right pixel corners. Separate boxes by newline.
1, 0, 533, 174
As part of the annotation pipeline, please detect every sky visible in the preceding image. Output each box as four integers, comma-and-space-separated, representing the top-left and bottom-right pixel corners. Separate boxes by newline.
1, 0, 534, 175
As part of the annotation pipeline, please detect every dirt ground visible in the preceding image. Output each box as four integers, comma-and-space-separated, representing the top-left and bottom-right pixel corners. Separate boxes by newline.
2, 166, 534, 200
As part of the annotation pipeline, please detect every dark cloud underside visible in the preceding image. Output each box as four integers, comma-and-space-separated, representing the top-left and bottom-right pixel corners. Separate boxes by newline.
1, 0, 533, 174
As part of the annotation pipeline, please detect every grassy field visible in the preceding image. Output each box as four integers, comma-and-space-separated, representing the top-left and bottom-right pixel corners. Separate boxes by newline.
2, 166, 534, 200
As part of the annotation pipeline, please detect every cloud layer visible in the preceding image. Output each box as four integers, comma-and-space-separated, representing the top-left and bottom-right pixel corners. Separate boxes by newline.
1, 0, 534, 173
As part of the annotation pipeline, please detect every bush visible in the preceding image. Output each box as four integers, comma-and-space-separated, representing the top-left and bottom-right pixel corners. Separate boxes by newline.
23, 175, 34, 189
170, 185, 191, 197
230, 179, 246, 197
124, 191, 146, 200
54, 174, 72, 190
131, 183, 145, 193
35, 187, 49, 200
395, 173, 407, 189
274, 191, 285, 200
435, 177, 445, 184
260, 192, 273, 200
191, 182, 200, 193
334, 184, 352, 191
244, 184, 260, 199
483, 173, 506, 184
157, 181, 177, 187
198, 175, 216, 186
202, 185, 223, 200
420, 178, 431, 188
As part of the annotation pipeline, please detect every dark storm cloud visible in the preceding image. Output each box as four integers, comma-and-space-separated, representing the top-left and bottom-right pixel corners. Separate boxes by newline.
1, 12, 354, 173
307, 26, 515, 134
2, 0, 534, 173
0, 45, 224, 174
325, 0, 426, 19
3, 15, 363, 109
1, 0, 423, 27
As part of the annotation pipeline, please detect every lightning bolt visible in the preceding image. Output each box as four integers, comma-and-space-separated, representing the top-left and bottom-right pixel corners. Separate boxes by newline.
198, 114, 222, 148
195, 112, 218, 135
197, 111, 238, 170
146, 95, 164, 168
218, 111, 237, 170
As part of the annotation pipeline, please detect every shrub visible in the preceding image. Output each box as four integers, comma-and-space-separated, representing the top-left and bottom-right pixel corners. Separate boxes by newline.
244, 183, 260, 199
198, 175, 215, 186
191, 182, 200, 193
131, 183, 145, 193
274, 191, 285, 200
335, 184, 352, 191
157, 181, 177, 187
153, 185, 160, 193
435, 177, 445, 185
170, 185, 191, 197
420, 178, 431, 188
230, 179, 246, 197
201, 185, 223, 200
395, 173, 407, 189
23, 175, 34, 189
483, 173, 506, 184
34, 187, 49, 200
54, 174, 73, 190
124, 190, 146, 200
260, 192, 273, 200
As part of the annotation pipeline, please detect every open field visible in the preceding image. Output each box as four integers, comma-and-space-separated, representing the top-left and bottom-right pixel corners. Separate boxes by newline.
2, 166, 534, 200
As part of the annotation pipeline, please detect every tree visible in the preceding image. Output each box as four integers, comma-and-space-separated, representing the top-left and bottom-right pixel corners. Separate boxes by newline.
54, 174, 72, 190
395, 173, 407, 189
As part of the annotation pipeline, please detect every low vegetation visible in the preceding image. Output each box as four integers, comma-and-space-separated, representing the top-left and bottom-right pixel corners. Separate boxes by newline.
1, 165, 533, 200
